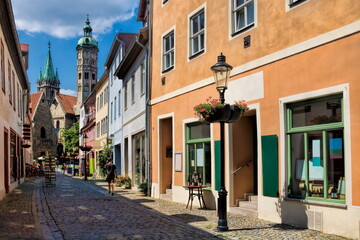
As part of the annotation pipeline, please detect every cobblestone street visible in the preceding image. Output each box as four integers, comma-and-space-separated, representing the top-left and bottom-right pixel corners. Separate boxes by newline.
0, 174, 352, 240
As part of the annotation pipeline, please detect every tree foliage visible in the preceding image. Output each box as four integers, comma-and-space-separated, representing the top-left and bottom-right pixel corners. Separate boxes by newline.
98, 145, 111, 177
61, 122, 79, 155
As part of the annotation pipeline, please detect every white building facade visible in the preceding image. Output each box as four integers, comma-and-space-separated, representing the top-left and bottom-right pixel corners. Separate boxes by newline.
106, 33, 137, 173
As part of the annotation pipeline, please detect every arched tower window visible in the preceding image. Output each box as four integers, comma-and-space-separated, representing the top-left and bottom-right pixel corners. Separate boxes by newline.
40, 127, 46, 138
56, 120, 60, 129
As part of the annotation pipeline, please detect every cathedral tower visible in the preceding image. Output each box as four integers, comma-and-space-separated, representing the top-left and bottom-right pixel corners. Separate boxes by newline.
37, 41, 60, 103
75, 15, 98, 111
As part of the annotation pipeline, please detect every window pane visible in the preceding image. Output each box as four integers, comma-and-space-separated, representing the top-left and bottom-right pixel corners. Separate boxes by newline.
189, 144, 195, 182
204, 142, 211, 185
247, 2, 254, 24
236, 0, 245, 7
327, 130, 345, 200
165, 54, 170, 69
193, 37, 199, 54
170, 51, 174, 66
165, 37, 170, 51
289, 133, 305, 198
192, 16, 199, 34
170, 34, 174, 48
200, 34, 204, 50
292, 99, 342, 128
196, 144, 204, 181
308, 132, 324, 198
189, 124, 210, 140
199, 12, 204, 30
236, 10, 245, 30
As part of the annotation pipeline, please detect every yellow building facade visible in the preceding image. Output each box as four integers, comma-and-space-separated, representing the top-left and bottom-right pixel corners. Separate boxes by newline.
150, 0, 360, 238
94, 71, 109, 176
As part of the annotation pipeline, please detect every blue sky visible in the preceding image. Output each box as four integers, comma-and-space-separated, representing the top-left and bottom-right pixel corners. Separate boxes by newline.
12, 0, 143, 96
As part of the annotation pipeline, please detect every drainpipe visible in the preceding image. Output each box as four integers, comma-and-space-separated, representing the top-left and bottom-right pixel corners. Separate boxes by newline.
135, 0, 153, 197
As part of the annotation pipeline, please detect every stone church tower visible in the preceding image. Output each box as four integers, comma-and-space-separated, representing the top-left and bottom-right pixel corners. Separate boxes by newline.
75, 15, 98, 114
37, 42, 60, 104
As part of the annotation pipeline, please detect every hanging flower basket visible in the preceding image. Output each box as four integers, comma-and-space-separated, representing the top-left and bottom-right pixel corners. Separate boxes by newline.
205, 104, 232, 123
79, 146, 92, 151
21, 143, 31, 148
226, 105, 243, 123
194, 97, 249, 123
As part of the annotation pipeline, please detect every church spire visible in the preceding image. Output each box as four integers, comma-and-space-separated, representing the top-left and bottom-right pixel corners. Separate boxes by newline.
37, 41, 60, 102
42, 41, 56, 81
83, 14, 93, 37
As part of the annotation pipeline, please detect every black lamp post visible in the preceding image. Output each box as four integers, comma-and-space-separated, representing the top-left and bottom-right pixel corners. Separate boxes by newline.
79, 133, 91, 181
211, 53, 233, 232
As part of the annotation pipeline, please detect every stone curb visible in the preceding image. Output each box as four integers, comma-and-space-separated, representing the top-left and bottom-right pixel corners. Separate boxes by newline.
35, 179, 64, 240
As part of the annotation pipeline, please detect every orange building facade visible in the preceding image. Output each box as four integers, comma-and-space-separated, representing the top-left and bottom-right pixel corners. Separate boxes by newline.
150, 0, 360, 238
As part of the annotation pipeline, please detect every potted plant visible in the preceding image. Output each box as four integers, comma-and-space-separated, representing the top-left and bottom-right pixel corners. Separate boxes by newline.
227, 100, 249, 122
139, 182, 149, 196
116, 175, 131, 188
194, 97, 248, 123
193, 97, 231, 123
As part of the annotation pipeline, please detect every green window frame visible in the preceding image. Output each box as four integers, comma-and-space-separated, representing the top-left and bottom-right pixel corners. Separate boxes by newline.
286, 94, 345, 204
186, 123, 211, 186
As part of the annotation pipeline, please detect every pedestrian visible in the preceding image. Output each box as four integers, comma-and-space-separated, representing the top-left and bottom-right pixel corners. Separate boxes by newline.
105, 159, 117, 196
62, 164, 67, 175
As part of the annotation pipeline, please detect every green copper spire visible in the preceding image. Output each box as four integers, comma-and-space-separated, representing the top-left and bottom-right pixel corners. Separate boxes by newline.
38, 68, 43, 82
77, 15, 98, 49
83, 14, 93, 37
42, 41, 56, 81
55, 68, 60, 83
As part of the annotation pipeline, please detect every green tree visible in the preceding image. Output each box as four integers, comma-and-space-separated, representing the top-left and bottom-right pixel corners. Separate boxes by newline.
61, 122, 79, 156
98, 145, 111, 177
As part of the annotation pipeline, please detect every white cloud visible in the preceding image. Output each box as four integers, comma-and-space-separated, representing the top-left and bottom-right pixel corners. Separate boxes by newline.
12, 0, 139, 39
60, 89, 77, 97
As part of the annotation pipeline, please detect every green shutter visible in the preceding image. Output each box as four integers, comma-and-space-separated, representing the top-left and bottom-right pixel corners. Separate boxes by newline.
261, 135, 279, 197
215, 140, 221, 190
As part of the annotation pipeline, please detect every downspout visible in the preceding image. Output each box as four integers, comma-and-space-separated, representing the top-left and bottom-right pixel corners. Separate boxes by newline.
135, 0, 153, 197
146, 0, 152, 197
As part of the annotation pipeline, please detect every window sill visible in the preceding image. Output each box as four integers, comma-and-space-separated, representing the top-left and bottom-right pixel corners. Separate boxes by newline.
231, 23, 255, 38
284, 197, 347, 209
189, 49, 205, 61
162, 66, 174, 74
289, 0, 307, 8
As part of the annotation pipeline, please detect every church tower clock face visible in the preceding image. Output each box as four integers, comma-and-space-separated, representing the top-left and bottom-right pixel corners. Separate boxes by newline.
76, 15, 98, 109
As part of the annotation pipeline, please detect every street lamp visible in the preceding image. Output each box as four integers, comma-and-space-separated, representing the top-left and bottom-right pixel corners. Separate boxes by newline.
79, 133, 91, 181
211, 53, 233, 231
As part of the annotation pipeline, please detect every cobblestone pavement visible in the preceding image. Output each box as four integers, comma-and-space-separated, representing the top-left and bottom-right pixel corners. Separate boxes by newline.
85, 179, 351, 240
0, 177, 42, 240
40, 173, 220, 240
0, 174, 353, 240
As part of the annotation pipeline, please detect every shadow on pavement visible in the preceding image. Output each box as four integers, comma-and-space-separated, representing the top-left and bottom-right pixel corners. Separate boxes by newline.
226, 223, 306, 232
171, 213, 208, 223
131, 198, 155, 203
51, 174, 222, 239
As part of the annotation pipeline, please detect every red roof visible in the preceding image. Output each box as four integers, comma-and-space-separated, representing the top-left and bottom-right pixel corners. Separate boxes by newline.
29, 92, 42, 120
57, 94, 77, 114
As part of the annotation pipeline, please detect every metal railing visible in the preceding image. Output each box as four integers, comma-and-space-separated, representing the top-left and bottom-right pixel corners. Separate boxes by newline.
232, 159, 252, 175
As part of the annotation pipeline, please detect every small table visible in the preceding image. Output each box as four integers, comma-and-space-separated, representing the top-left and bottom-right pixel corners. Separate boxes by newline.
184, 185, 207, 210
